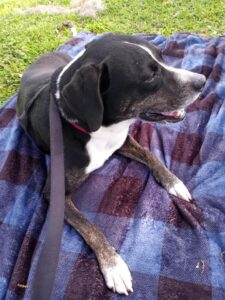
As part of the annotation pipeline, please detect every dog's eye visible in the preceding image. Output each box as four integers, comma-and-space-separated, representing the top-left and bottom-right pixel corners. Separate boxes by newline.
150, 64, 158, 75
143, 64, 158, 84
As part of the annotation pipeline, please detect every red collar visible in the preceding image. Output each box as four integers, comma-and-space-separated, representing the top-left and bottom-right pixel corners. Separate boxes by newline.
69, 121, 90, 135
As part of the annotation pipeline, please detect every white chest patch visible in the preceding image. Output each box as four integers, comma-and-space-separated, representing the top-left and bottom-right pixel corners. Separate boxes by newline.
85, 120, 133, 174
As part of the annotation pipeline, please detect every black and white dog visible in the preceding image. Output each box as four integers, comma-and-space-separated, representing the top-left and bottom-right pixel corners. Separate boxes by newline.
16, 34, 205, 295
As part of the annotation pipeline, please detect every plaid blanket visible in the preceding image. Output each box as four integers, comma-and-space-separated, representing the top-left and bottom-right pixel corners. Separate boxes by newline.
1, 32, 225, 300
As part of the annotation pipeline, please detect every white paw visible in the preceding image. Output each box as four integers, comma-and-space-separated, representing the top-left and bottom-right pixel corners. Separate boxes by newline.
168, 179, 192, 202
101, 253, 133, 295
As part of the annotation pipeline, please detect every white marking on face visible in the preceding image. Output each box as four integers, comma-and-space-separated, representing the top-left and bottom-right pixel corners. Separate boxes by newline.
123, 41, 203, 84
55, 48, 86, 100
85, 119, 133, 174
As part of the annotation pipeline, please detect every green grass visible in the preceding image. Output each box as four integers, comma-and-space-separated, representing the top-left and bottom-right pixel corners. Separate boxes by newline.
1, 0, 225, 105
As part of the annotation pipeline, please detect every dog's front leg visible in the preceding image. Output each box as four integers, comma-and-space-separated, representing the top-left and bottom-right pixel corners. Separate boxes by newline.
64, 195, 133, 295
118, 135, 191, 201
44, 167, 132, 294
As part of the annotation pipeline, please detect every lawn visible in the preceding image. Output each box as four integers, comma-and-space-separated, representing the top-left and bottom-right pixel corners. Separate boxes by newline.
0, 0, 225, 105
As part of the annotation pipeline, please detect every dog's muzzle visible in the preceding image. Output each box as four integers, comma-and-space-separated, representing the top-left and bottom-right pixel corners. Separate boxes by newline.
139, 73, 206, 123
191, 74, 206, 92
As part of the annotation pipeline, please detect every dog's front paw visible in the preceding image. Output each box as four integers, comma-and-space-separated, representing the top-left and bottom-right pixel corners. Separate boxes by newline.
100, 253, 133, 295
168, 178, 192, 202
153, 167, 192, 202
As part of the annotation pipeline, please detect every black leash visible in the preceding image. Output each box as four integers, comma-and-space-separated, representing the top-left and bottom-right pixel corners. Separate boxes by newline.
31, 94, 65, 300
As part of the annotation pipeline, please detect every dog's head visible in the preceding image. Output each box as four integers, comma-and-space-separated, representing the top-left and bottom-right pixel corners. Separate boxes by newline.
58, 34, 206, 131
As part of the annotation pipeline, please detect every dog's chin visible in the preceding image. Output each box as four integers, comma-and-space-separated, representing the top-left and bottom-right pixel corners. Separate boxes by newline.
139, 108, 186, 123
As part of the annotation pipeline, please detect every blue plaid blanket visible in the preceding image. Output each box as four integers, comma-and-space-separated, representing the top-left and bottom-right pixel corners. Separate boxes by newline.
1, 32, 225, 299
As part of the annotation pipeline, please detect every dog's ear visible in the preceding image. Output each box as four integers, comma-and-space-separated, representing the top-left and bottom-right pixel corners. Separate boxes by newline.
61, 62, 109, 132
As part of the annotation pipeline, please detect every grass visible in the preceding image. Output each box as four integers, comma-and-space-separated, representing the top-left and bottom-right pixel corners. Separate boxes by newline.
0, 0, 225, 105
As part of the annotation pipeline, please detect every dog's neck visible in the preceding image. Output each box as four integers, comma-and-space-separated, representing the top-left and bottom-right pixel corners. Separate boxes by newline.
50, 67, 90, 136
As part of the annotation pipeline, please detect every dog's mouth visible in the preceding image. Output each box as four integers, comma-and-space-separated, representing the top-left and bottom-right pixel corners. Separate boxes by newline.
160, 108, 186, 120
139, 108, 186, 123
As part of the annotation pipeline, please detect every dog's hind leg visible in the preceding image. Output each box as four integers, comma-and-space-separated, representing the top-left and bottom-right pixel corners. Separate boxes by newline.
118, 135, 191, 201
64, 195, 133, 295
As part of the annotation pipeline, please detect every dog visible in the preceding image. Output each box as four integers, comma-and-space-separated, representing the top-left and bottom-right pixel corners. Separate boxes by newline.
16, 34, 205, 295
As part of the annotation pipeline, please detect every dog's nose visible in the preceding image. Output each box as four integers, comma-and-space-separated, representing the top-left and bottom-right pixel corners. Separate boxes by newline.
193, 74, 206, 91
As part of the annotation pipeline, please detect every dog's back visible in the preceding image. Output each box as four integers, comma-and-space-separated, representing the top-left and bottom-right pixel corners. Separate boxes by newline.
17, 52, 71, 117
16, 52, 71, 152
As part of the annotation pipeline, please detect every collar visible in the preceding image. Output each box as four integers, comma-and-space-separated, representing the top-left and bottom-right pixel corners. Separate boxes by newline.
50, 68, 90, 136
68, 121, 90, 135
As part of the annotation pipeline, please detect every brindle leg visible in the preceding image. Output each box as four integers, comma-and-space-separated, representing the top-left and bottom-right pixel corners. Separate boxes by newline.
118, 135, 191, 201
64, 195, 133, 295
63, 162, 133, 295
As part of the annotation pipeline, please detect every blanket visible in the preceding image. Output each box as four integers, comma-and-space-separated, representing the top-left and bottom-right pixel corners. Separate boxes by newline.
1, 32, 225, 300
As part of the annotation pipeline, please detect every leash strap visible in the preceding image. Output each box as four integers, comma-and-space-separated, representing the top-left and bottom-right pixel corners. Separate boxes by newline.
31, 94, 65, 300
